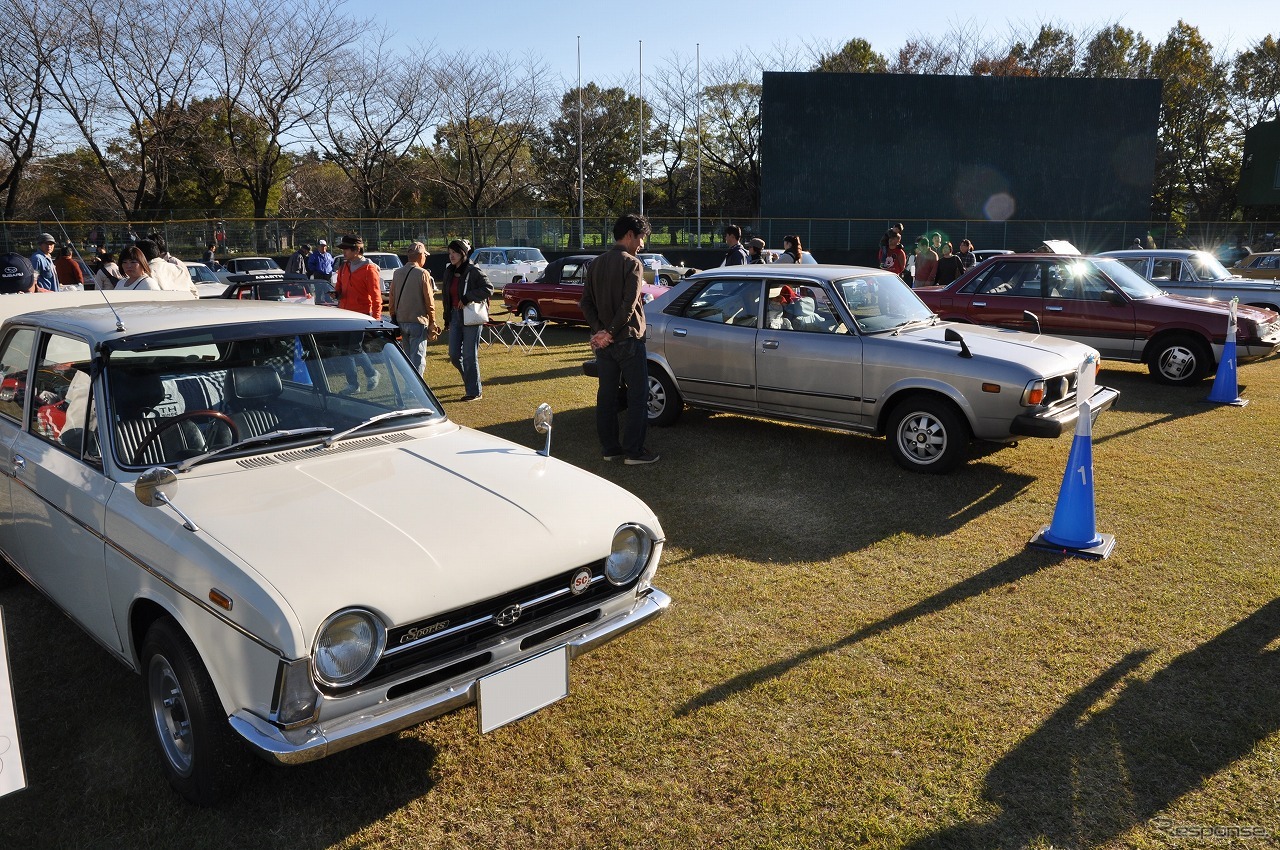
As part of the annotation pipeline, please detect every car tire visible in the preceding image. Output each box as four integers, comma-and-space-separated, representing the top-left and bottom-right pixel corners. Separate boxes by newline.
142, 617, 247, 806
646, 367, 682, 426
886, 394, 969, 474
518, 302, 542, 322
657, 274, 673, 286
1147, 335, 1212, 386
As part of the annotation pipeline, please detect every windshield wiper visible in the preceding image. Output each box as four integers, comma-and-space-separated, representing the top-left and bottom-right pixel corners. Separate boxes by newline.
323, 408, 435, 447
177, 426, 335, 472
890, 316, 938, 336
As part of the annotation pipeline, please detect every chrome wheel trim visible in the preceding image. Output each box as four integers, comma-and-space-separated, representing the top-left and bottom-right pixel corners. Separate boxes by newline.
148, 653, 195, 777
647, 375, 667, 418
896, 410, 948, 465
1157, 344, 1197, 381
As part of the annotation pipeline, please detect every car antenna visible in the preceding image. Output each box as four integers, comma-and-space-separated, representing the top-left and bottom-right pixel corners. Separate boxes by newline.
48, 206, 125, 332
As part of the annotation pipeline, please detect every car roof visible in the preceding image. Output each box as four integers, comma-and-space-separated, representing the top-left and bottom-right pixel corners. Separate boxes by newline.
362, 251, 398, 256
474, 246, 540, 251
689, 264, 882, 282
1097, 249, 1213, 259
3, 298, 371, 346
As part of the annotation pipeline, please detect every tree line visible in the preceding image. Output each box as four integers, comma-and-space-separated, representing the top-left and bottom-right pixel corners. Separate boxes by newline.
2, 0, 1278, 234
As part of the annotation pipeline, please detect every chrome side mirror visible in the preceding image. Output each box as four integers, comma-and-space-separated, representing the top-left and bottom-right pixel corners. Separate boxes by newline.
135, 466, 200, 532
135, 467, 177, 507
533, 403, 553, 456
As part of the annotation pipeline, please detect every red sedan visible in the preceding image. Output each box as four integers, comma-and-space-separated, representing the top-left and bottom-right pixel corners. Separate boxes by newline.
915, 254, 1280, 386
502, 254, 668, 324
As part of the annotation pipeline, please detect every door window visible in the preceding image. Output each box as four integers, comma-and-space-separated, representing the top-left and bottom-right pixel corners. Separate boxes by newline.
1046, 260, 1112, 301
0, 327, 36, 423
771, 284, 845, 334
30, 333, 97, 462
1151, 259, 1178, 281
681, 280, 761, 327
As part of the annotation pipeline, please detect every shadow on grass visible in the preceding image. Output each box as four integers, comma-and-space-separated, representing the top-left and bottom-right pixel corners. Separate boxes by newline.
0, 583, 438, 848
676, 550, 1059, 717
1093, 368, 1224, 446
480, 404, 1038, 564
905, 597, 1280, 849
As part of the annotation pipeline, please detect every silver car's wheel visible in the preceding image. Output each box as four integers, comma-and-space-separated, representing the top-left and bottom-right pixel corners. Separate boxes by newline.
646, 368, 682, 426
657, 274, 673, 286
887, 396, 967, 474
1149, 335, 1210, 386
142, 618, 245, 805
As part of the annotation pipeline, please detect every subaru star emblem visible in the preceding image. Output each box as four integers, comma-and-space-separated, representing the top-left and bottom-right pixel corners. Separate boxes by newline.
570, 568, 592, 595
495, 604, 522, 627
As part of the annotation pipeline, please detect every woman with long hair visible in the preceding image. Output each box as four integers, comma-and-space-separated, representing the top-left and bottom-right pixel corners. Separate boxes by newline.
776, 234, 803, 263
115, 246, 159, 290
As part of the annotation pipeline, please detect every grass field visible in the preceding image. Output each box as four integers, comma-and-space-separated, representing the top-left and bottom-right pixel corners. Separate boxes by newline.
2, 318, 1278, 849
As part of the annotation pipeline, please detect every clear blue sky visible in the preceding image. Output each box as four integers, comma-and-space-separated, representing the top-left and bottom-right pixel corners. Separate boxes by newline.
381, 0, 1269, 85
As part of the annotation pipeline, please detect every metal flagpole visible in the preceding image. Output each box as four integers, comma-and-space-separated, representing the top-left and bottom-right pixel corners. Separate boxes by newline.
638, 40, 644, 217
696, 43, 702, 249
577, 36, 584, 250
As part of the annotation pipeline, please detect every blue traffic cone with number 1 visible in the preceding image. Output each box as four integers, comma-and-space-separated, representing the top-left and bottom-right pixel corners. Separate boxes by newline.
1029, 354, 1116, 560
1204, 297, 1248, 406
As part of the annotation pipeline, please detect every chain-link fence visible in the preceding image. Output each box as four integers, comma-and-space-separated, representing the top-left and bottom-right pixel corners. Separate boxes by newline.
3, 215, 1277, 259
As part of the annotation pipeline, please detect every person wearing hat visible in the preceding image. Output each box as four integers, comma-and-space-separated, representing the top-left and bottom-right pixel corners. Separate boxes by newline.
307, 239, 334, 279
333, 234, 382, 393
747, 237, 767, 264
31, 233, 59, 291
440, 238, 492, 401
0, 252, 37, 294
765, 284, 796, 330
389, 241, 440, 377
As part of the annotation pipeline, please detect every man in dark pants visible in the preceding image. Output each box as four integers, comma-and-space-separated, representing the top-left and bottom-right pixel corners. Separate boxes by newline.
580, 213, 658, 465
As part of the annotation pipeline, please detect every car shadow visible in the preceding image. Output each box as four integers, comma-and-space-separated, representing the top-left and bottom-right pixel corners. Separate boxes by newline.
0, 583, 438, 846
479, 405, 1037, 565
1094, 368, 1229, 446
675, 549, 1061, 717
903, 597, 1280, 848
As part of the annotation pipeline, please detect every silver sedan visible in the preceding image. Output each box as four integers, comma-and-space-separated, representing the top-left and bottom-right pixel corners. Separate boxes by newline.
640, 265, 1119, 473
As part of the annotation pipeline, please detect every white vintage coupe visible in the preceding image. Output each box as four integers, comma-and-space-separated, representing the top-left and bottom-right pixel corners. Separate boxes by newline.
0, 292, 668, 804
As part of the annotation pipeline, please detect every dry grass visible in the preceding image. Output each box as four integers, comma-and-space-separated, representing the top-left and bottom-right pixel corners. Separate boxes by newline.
2, 317, 1279, 849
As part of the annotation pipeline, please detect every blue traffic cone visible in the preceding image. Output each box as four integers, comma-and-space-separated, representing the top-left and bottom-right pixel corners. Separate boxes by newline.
1204, 300, 1248, 406
1029, 358, 1116, 560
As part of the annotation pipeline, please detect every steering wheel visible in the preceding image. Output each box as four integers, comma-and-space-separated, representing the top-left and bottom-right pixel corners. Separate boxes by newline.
131, 410, 240, 465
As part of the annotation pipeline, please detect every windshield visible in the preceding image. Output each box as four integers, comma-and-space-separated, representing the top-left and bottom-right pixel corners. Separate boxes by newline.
1092, 258, 1164, 299
507, 249, 546, 263
1189, 252, 1233, 281
833, 273, 935, 332
107, 330, 442, 468
640, 254, 670, 267
371, 254, 402, 270
237, 258, 279, 272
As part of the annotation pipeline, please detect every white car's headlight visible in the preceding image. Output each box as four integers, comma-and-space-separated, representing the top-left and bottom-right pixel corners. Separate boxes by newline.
313, 608, 386, 687
606, 524, 653, 586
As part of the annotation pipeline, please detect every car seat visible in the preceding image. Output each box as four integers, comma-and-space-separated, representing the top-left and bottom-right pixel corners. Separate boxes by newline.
227, 366, 283, 438
113, 371, 207, 465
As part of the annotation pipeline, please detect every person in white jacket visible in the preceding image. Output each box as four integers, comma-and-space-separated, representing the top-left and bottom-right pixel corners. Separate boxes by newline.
137, 235, 198, 295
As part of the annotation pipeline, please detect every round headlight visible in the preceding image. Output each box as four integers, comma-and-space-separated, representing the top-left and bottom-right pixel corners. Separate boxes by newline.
313, 608, 386, 687
605, 524, 653, 586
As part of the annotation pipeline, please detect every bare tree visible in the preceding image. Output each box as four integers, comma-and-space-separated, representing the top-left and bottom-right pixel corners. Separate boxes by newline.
310, 29, 439, 215
648, 52, 702, 218
698, 54, 763, 215
0, 0, 47, 216
421, 51, 552, 220
33, 0, 206, 216
204, 0, 353, 246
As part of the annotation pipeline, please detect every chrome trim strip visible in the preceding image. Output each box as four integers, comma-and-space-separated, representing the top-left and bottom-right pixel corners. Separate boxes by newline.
229, 588, 671, 765
756, 385, 862, 402
384, 574, 607, 657
677, 377, 755, 390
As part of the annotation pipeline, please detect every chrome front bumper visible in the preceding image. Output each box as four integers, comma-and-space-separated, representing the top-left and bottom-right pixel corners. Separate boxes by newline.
1010, 385, 1120, 439
229, 588, 671, 765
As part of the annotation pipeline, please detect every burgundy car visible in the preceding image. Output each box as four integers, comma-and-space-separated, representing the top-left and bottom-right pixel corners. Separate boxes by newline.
915, 254, 1280, 386
502, 254, 667, 323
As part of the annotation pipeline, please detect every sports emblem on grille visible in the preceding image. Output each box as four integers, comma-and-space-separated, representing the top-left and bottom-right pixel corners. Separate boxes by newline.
570, 568, 592, 595
495, 604, 522, 627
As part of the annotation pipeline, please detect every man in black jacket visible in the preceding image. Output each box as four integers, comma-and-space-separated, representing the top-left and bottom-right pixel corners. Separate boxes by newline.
721, 224, 749, 266
580, 214, 658, 465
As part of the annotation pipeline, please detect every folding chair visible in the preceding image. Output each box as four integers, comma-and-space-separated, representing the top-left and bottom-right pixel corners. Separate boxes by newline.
506, 319, 548, 353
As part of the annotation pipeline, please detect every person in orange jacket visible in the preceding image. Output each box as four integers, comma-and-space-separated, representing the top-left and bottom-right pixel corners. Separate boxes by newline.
333, 234, 382, 393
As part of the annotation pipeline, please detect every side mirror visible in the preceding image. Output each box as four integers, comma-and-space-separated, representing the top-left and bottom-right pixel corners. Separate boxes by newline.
135, 466, 177, 507
1102, 289, 1125, 305
533, 403, 553, 456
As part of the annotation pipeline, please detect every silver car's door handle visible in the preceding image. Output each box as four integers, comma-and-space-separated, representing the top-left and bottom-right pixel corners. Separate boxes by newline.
1046, 305, 1064, 311
12, 454, 25, 472
972, 301, 986, 307
673, 328, 687, 337
761, 340, 780, 350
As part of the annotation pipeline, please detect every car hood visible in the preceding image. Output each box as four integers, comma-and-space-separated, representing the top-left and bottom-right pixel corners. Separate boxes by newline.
170, 425, 661, 634
1148, 293, 1277, 322
907, 321, 1098, 372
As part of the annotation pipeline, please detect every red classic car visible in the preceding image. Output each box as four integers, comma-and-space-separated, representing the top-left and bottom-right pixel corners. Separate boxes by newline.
502, 254, 668, 323
915, 254, 1280, 386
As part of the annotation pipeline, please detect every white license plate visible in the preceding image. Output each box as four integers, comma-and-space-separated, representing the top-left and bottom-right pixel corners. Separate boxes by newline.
477, 647, 569, 733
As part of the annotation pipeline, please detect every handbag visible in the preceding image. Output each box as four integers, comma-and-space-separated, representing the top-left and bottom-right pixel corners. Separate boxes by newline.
462, 298, 489, 326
